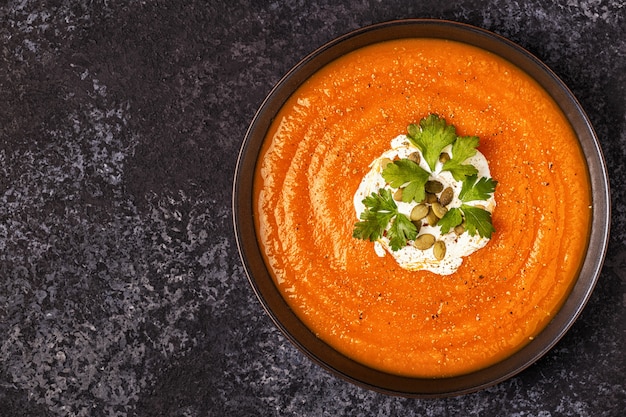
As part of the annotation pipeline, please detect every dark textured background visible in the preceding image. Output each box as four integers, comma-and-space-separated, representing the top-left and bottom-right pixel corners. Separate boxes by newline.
1, 1, 624, 416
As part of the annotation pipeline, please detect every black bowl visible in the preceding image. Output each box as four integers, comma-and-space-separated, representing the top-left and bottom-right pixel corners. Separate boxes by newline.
232, 19, 610, 397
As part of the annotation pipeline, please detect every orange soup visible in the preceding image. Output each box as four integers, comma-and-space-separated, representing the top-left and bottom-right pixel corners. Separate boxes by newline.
253, 38, 591, 377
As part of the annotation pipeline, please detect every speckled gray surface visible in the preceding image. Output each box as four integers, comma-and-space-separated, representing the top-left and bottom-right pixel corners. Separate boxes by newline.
0, 0, 624, 416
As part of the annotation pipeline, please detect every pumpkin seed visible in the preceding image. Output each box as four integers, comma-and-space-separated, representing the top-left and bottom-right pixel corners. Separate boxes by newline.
425, 192, 438, 204
432, 202, 448, 219
439, 152, 450, 163
425, 207, 439, 226
439, 187, 454, 206
410, 204, 429, 221
407, 152, 421, 164
414, 233, 436, 250
433, 240, 446, 260
454, 223, 465, 235
380, 157, 393, 170
393, 188, 403, 201
425, 180, 444, 194
411, 221, 422, 234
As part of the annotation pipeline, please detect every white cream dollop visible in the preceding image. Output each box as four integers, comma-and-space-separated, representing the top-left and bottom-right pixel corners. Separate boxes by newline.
353, 135, 495, 276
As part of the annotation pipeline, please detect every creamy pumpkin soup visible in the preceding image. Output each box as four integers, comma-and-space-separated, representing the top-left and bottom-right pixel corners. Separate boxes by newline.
254, 38, 591, 377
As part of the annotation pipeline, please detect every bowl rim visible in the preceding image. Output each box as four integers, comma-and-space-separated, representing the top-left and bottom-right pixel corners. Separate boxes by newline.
232, 18, 611, 397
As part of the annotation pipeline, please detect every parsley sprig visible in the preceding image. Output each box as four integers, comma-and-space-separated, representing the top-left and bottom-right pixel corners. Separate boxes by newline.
442, 135, 480, 180
381, 159, 430, 203
352, 189, 418, 251
408, 114, 481, 179
407, 114, 456, 171
438, 175, 498, 238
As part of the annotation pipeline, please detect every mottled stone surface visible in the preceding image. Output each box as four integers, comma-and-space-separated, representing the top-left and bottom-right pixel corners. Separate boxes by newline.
0, 1, 624, 416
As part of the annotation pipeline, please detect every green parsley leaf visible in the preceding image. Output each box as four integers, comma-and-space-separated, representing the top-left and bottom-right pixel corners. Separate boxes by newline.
388, 212, 418, 251
459, 175, 498, 202
381, 159, 430, 203
352, 206, 389, 242
352, 188, 417, 250
407, 114, 457, 172
441, 135, 480, 181
461, 204, 495, 238
438, 207, 464, 234
437, 205, 495, 238
437, 175, 496, 238
353, 189, 397, 242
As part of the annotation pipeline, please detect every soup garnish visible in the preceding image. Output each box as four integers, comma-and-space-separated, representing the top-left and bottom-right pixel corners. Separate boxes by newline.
353, 114, 497, 275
